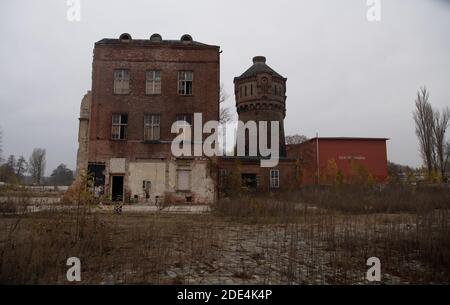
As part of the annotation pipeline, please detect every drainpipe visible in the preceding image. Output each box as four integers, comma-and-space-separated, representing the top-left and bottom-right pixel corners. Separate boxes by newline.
316, 132, 320, 185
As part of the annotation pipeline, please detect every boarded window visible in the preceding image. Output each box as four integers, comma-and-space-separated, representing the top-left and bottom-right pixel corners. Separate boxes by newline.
114, 69, 130, 94
177, 170, 190, 191
144, 114, 160, 141
178, 71, 193, 95
146, 70, 161, 94
270, 169, 280, 188
112, 114, 128, 140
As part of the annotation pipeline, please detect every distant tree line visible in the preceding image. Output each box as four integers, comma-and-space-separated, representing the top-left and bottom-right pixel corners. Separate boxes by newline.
0, 146, 74, 186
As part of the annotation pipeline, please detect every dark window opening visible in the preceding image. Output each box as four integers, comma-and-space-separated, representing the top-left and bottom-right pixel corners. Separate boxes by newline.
87, 163, 105, 195
111, 175, 124, 202
241, 173, 257, 191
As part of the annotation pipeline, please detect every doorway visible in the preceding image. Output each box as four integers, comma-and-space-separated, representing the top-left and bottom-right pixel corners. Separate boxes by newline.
111, 175, 124, 202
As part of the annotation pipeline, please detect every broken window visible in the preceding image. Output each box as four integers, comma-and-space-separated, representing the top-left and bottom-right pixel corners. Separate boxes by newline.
175, 114, 192, 142
178, 71, 193, 95
242, 173, 257, 190
270, 169, 280, 188
146, 70, 161, 95
114, 69, 130, 94
112, 114, 128, 140
144, 114, 160, 141
87, 162, 105, 196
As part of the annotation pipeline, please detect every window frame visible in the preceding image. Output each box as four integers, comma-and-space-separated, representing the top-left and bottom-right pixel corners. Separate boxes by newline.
113, 69, 130, 95
175, 113, 193, 142
270, 169, 280, 188
145, 70, 161, 95
111, 113, 128, 140
143, 114, 161, 141
177, 71, 194, 95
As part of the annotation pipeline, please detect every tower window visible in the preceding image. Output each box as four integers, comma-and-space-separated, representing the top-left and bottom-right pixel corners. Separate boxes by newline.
245, 85, 247, 97
251, 84, 253, 96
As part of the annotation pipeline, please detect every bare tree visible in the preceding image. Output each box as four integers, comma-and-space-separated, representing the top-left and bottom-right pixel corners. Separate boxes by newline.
413, 87, 435, 176
6, 155, 16, 170
16, 156, 27, 181
433, 107, 450, 179
28, 148, 46, 185
445, 141, 450, 177
219, 83, 232, 124
285, 134, 308, 145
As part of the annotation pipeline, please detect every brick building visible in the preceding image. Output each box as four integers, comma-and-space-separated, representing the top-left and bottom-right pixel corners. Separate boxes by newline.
75, 34, 389, 204
76, 33, 220, 204
218, 56, 298, 194
286, 137, 389, 185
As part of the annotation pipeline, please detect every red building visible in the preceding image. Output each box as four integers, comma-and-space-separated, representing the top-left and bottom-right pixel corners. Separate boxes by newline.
286, 137, 389, 185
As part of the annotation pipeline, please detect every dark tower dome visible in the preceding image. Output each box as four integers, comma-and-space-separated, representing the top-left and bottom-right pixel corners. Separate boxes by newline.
234, 56, 287, 157
235, 56, 285, 81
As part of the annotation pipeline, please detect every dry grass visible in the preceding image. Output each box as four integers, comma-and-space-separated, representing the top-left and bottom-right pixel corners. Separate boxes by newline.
292, 184, 450, 213
0, 185, 449, 284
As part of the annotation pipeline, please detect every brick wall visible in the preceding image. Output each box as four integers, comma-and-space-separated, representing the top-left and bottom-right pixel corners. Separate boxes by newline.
88, 39, 220, 163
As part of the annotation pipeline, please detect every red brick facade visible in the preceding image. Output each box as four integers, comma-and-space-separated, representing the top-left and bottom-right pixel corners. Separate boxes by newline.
82, 34, 220, 203
89, 37, 220, 162
286, 138, 389, 185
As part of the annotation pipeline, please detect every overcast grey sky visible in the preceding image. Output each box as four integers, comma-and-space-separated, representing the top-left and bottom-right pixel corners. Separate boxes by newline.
0, 0, 449, 173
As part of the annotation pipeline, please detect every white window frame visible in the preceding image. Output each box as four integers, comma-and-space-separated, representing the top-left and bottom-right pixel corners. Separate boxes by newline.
112, 114, 128, 140
114, 69, 130, 95
178, 71, 193, 95
144, 114, 161, 141
270, 169, 280, 188
146, 70, 161, 95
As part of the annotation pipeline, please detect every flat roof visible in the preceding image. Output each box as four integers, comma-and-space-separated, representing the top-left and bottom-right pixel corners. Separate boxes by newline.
95, 38, 219, 49
288, 137, 389, 146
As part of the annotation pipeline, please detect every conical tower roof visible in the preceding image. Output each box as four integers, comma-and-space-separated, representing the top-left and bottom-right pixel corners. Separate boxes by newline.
234, 56, 285, 81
